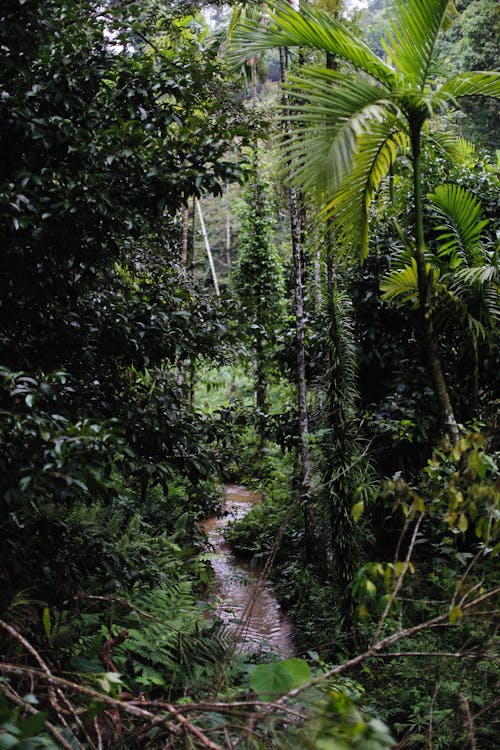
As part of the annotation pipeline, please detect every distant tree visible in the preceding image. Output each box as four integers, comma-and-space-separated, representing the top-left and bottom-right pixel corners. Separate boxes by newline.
233, 169, 285, 412
455, 0, 500, 147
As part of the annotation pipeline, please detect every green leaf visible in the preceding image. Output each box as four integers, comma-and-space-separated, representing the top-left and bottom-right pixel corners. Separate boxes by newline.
96, 673, 123, 696
429, 183, 488, 267
351, 501, 364, 523
0, 733, 19, 749
18, 711, 48, 738
249, 658, 311, 699
365, 580, 377, 599
458, 513, 468, 533
438, 71, 500, 101
42, 607, 51, 640
228, 1, 394, 86
383, 0, 457, 87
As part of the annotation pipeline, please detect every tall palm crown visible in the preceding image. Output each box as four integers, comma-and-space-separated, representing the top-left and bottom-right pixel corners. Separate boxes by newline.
229, 0, 499, 260
229, 0, 499, 440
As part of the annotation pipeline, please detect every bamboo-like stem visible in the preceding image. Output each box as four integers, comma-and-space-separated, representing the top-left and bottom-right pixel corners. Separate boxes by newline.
195, 197, 220, 297
410, 121, 459, 442
224, 181, 232, 270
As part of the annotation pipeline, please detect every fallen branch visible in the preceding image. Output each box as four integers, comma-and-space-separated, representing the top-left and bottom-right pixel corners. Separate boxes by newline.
0, 681, 76, 750
0, 662, 229, 750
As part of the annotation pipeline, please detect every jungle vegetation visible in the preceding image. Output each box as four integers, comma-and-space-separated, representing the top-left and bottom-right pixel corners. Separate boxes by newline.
0, 1, 498, 748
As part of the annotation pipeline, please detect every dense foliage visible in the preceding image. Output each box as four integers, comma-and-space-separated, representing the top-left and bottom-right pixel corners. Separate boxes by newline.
1, 1, 498, 749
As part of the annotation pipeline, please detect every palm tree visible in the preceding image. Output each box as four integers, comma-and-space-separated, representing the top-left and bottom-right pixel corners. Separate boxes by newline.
228, 0, 500, 441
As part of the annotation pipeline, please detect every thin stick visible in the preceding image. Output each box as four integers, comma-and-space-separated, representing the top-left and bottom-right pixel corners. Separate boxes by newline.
195, 197, 220, 296
0, 619, 97, 750
459, 693, 477, 750
372, 512, 424, 645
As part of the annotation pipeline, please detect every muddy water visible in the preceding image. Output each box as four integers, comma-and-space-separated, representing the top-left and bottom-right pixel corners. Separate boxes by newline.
202, 484, 294, 658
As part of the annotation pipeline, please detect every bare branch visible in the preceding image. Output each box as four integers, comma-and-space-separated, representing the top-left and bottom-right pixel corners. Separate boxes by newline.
373, 511, 424, 644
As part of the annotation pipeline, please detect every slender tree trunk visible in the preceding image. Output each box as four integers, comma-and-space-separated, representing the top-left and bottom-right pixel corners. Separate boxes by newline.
472, 338, 479, 415
177, 206, 191, 395
188, 197, 196, 269
224, 181, 232, 271
181, 206, 189, 277
254, 332, 266, 412
195, 197, 220, 297
411, 123, 459, 443
279, 45, 315, 564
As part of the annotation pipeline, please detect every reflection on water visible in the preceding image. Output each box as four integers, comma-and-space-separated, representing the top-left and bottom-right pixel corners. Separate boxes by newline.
202, 484, 294, 658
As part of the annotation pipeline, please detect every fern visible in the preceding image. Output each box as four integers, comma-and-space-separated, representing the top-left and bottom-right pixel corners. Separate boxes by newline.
72, 576, 226, 699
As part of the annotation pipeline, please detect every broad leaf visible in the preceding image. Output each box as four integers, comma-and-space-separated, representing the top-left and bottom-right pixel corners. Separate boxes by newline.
249, 657, 311, 699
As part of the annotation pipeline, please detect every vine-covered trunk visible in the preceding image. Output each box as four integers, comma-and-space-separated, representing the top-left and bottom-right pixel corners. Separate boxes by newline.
411, 123, 459, 443
279, 45, 315, 564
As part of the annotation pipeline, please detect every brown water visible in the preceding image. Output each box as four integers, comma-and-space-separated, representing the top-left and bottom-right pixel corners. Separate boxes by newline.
202, 484, 294, 658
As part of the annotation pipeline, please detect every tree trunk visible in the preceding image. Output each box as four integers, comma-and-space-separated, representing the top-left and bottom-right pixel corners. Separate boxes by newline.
279, 45, 315, 565
181, 206, 189, 277
410, 123, 459, 443
195, 197, 220, 297
177, 206, 191, 396
224, 181, 232, 271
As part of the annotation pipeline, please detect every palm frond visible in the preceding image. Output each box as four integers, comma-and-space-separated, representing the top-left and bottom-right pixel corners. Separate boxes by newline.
452, 264, 500, 288
428, 183, 488, 267
437, 71, 500, 102
383, 0, 457, 88
432, 284, 489, 340
380, 258, 439, 305
282, 67, 397, 194
322, 119, 408, 260
427, 130, 476, 164
449, 266, 500, 329
227, 0, 395, 87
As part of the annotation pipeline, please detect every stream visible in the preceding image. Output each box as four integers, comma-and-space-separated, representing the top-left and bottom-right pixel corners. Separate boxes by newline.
202, 484, 294, 658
